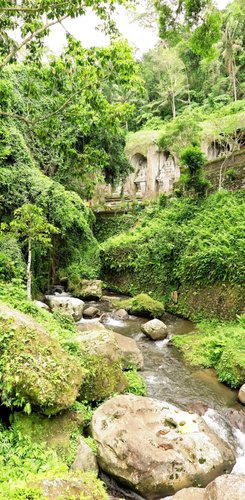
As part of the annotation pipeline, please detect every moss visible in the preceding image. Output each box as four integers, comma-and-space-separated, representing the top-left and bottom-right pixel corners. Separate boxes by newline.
126, 129, 161, 156
124, 369, 147, 396
113, 293, 164, 318
102, 191, 245, 321
78, 355, 128, 402
0, 304, 85, 415
1, 472, 108, 500
0, 485, 45, 499
12, 409, 86, 465
168, 283, 245, 321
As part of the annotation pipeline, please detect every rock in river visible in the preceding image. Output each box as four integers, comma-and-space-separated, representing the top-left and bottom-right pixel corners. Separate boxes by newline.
78, 279, 103, 300
204, 474, 245, 500
76, 326, 143, 370
83, 306, 100, 319
113, 309, 129, 320
92, 394, 235, 499
170, 474, 245, 500
45, 295, 84, 321
114, 332, 143, 370
238, 384, 245, 404
75, 328, 121, 363
141, 318, 168, 340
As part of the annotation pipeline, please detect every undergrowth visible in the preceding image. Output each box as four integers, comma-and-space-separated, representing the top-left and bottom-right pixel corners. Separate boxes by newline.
102, 190, 245, 297
172, 316, 245, 388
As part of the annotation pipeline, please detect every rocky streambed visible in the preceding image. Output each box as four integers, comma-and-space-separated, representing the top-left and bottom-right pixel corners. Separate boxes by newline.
79, 296, 245, 499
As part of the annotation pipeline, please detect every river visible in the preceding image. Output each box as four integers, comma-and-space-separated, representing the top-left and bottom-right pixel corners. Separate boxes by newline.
80, 297, 245, 499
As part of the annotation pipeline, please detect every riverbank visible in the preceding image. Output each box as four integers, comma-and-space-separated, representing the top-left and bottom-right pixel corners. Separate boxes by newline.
100, 190, 245, 321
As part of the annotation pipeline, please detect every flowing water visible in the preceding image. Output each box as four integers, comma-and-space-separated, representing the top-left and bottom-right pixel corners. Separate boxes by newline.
80, 297, 245, 498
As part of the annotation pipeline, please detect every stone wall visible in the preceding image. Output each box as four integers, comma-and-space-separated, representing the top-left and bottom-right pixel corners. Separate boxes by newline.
205, 149, 245, 192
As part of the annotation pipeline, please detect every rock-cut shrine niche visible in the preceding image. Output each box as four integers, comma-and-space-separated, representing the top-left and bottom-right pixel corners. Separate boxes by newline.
132, 153, 147, 197
207, 139, 231, 160
156, 152, 176, 193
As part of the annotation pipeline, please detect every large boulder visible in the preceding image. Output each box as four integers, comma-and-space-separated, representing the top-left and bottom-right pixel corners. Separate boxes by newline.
169, 487, 205, 499
77, 321, 106, 332
78, 279, 103, 300
238, 384, 245, 404
71, 438, 98, 475
92, 394, 235, 499
170, 474, 245, 500
115, 294, 164, 318
0, 303, 84, 415
204, 474, 245, 500
114, 332, 144, 370
75, 326, 143, 371
69, 327, 128, 402
141, 318, 168, 340
225, 408, 245, 432
79, 356, 128, 403
45, 295, 84, 321
34, 300, 50, 311
75, 328, 121, 363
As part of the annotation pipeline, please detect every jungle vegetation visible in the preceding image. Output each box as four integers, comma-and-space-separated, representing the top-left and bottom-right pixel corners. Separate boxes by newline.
0, 0, 244, 496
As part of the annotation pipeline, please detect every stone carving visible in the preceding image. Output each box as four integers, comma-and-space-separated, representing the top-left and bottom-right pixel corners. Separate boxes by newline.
134, 158, 147, 196
156, 156, 176, 193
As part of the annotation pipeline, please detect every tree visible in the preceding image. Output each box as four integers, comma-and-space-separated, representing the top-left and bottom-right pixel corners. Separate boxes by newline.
156, 0, 222, 56
0, 0, 135, 68
9, 204, 59, 299
140, 46, 188, 119
217, 6, 244, 103
0, 37, 140, 196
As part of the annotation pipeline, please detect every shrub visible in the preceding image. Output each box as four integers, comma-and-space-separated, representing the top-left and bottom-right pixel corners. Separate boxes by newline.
180, 145, 210, 197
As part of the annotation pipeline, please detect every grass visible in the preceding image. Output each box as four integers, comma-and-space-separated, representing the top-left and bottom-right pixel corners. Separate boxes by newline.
172, 316, 245, 388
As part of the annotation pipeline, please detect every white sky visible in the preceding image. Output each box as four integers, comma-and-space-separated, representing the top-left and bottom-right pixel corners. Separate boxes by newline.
46, 0, 231, 57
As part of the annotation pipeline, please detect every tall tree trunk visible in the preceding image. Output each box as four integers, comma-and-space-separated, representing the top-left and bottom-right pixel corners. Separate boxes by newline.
231, 59, 237, 102
226, 27, 237, 102
171, 93, 176, 118
27, 238, 32, 300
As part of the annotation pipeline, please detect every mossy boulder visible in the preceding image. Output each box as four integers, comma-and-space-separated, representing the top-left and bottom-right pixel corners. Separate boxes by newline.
77, 280, 103, 300
79, 355, 128, 402
114, 293, 164, 318
75, 325, 143, 370
32, 473, 108, 499
0, 303, 85, 415
3, 473, 108, 500
12, 408, 86, 463
75, 327, 121, 363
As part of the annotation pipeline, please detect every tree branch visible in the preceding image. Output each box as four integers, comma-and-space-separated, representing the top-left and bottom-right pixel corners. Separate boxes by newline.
0, 2, 70, 13
0, 111, 31, 125
0, 89, 82, 126
32, 89, 81, 124
0, 14, 69, 68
